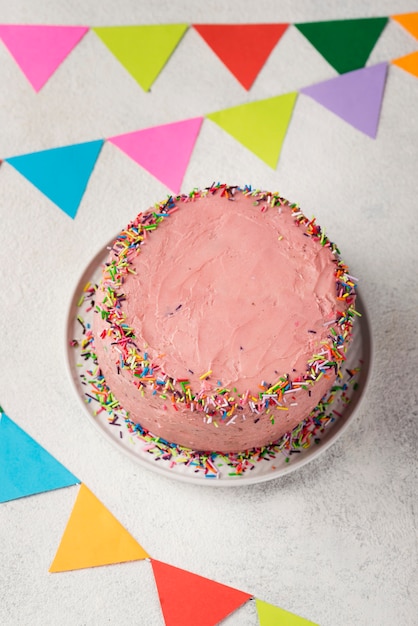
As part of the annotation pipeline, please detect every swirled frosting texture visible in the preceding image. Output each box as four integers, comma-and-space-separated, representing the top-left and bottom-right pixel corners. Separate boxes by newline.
93, 186, 356, 452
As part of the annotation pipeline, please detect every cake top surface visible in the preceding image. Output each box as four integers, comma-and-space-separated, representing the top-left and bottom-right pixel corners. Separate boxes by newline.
95, 184, 356, 415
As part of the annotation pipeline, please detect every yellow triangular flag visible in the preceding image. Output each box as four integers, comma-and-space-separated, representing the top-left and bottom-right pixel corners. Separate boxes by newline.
392, 50, 418, 78
207, 93, 298, 168
49, 484, 149, 572
93, 24, 188, 91
255, 598, 318, 625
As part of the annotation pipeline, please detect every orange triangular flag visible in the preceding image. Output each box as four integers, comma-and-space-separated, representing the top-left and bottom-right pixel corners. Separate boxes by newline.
392, 12, 418, 40
151, 559, 252, 625
49, 484, 149, 572
392, 50, 418, 78
193, 23, 288, 90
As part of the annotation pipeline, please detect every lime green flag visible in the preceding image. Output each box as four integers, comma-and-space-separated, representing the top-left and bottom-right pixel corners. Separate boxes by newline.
295, 17, 388, 74
207, 92, 297, 168
255, 598, 318, 625
93, 24, 188, 91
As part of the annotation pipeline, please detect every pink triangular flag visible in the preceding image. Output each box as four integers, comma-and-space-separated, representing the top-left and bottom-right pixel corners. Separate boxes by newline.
300, 62, 388, 138
0, 25, 89, 91
108, 117, 203, 194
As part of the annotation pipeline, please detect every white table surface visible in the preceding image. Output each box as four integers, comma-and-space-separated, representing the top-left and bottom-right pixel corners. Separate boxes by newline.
1, 2, 417, 625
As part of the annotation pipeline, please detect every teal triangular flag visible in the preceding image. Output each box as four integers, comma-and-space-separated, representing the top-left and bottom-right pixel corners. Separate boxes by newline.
0, 413, 79, 503
6, 139, 104, 218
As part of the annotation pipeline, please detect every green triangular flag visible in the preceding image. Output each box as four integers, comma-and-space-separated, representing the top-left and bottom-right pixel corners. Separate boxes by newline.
256, 598, 318, 625
93, 24, 188, 91
295, 17, 388, 74
207, 93, 297, 168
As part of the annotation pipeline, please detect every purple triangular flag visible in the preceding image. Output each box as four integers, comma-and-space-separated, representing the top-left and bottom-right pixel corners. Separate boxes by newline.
300, 62, 388, 138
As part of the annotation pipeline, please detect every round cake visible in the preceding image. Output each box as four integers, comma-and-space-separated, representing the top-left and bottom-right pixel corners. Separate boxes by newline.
92, 184, 357, 453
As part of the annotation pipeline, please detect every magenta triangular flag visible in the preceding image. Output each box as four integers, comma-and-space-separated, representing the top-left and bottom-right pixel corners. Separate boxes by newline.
300, 62, 388, 138
0, 24, 89, 91
108, 117, 203, 194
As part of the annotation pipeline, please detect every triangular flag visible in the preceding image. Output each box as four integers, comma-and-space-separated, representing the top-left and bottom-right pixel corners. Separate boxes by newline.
207, 93, 297, 168
392, 50, 418, 78
92, 24, 188, 91
392, 12, 418, 40
300, 63, 388, 138
0, 25, 88, 91
151, 559, 252, 626
295, 17, 388, 74
49, 484, 149, 572
0, 413, 79, 503
108, 117, 203, 194
193, 23, 288, 90
255, 598, 318, 625
6, 139, 104, 218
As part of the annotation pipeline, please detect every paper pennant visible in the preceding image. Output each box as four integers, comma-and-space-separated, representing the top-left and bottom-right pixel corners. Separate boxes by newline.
0, 25, 88, 91
151, 559, 252, 626
300, 63, 388, 138
207, 93, 297, 168
392, 12, 418, 40
6, 139, 104, 218
392, 50, 418, 78
295, 17, 388, 74
255, 598, 318, 625
193, 23, 288, 90
0, 413, 79, 503
49, 484, 149, 572
109, 117, 203, 194
93, 24, 188, 91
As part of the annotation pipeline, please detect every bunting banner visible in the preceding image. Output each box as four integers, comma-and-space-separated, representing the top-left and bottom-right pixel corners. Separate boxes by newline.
0, 14, 415, 91
151, 558, 252, 626
294, 17, 388, 74
0, 24, 88, 91
49, 483, 150, 572
92, 24, 189, 91
1, 60, 391, 216
192, 23, 289, 90
0, 409, 321, 623
0, 412, 79, 503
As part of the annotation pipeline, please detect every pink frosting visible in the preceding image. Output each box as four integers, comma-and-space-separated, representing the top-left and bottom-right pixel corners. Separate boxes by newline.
93, 188, 355, 452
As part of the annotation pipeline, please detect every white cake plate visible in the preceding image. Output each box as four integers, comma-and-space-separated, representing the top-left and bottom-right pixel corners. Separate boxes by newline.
65, 241, 372, 487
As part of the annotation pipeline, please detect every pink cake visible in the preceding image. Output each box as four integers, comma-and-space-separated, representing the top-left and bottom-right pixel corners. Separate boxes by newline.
92, 185, 357, 453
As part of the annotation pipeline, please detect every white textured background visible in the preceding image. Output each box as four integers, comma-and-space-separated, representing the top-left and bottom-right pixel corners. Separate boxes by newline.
1, 1, 417, 625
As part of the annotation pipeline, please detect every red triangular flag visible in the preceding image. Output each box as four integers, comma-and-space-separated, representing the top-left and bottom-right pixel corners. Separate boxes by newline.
0, 25, 88, 91
108, 117, 203, 194
193, 23, 288, 90
151, 559, 252, 625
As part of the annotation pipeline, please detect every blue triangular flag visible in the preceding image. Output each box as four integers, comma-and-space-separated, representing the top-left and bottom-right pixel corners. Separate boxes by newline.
0, 413, 80, 503
6, 139, 104, 218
